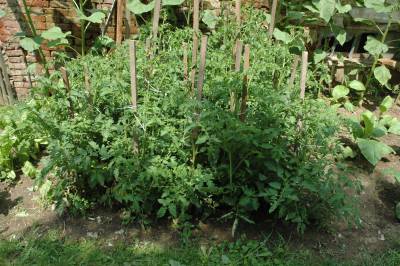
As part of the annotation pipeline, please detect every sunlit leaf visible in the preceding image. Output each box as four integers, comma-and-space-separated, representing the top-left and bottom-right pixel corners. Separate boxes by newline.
374, 65, 391, 86
357, 138, 394, 166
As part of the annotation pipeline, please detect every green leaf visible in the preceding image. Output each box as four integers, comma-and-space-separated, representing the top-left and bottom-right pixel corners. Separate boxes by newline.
127, 0, 155, 15
163, 0, 184, 5
379, 96, 394, 113
357, 138, 394, 166
273, 28, 292, 44
41, 27, 70, 40
319, 0, 336, 23
342, 146, 356, 159
364, 0, 392, 13
382, 168, 400, 183
85, 11, 106, 23
20, 37, 42, 52
195, 135, 208, 145
22, 161, 37, 178
332, 85, 349, 100
157, 207, 167, 218
336, 3, 352, 13
374, 65, 391, 86
344, 101, 355, 112
0, 9, 6, 18
361, 111, 376, 137
388, 121, 400, 135
364, 36, 388, 57
202, 10, 219, 29
349, 80, 366, 91
168, 204, 177, 217
269, 182, 281, 189
314, 50, 327, 64
332, 25, 347, 45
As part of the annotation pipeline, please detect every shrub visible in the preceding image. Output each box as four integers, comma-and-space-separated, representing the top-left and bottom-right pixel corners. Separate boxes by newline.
28, 8, 357, 231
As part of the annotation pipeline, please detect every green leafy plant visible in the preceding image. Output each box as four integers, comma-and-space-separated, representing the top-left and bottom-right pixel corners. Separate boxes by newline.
72, 0, 106, 56
0, 104, 46, 181
348, 96, 400, 165
5, 8, 357, 233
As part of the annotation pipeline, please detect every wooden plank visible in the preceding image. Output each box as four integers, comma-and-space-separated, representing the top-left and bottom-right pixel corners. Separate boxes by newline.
197, 35, 208, 101
288, 55, 300, 88
300, 51, 308, 100
183, 42, 188, 81
129, 41, 138, 110
268, 0, 278, 38
239, 44, 250, 122
116, 0, 124, 44
152, 0, 162, 40
235, 0, 241, 27
0, 52, 15, 104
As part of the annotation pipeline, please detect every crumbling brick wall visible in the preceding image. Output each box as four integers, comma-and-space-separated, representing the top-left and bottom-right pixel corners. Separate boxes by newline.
0, 0, 135, 99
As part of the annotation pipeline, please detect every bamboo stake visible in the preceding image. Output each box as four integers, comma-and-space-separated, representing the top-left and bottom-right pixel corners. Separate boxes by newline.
300, 51, 308, 100
235, 0, 241, 27
116, 0, 124, 44
60, 67, 74, 117
152, 0, 162, 40
129, 41, 138, 110
288, 55, 300, 88
183, 42, 188, 81
268, 0, 278, 38
240, 44, 250, 122
197, 35, 208, 101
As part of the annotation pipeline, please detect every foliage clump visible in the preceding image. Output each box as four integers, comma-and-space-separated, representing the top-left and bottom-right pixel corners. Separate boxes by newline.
4, 8, 357, 231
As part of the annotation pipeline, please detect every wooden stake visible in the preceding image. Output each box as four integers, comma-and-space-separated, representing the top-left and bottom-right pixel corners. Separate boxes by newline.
191, 34, 199, 93
152, 0, 162, 40
129, 41, 138, 110
239, 44, 250, 122
0, 52, 15, 104
183, 42, 188, 81
268, 0, 278, 38
0, 71, 8, 105
235, 0, 241, 27
193, 0, 200, 32
230, 40, 243, 113
124, 0, 131, 40
60, 67, 74, 116
288, 55, 300, 88
197, 35, 208, 101
234, 40, 243, 72
116, 0, 124, 44
300, 51, 308, 100
83, 63, 91, 104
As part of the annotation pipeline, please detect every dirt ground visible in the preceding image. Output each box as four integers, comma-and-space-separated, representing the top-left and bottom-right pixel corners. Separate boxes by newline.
1, 102, 399, 260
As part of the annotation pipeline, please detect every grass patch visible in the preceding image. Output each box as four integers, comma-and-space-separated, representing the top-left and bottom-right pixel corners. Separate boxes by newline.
1, 230, 400, 266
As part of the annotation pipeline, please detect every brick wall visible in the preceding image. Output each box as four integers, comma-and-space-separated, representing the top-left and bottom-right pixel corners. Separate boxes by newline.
0, 0, 135, 99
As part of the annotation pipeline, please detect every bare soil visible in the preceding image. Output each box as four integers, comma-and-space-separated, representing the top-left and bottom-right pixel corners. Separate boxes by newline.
1, 102, 399, 260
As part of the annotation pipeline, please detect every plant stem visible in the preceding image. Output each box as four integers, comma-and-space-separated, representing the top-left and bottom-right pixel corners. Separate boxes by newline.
80, 0, 86, 56
21, 0, 49, 76
228, 152, 233, 187
365, 19, 392, 91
